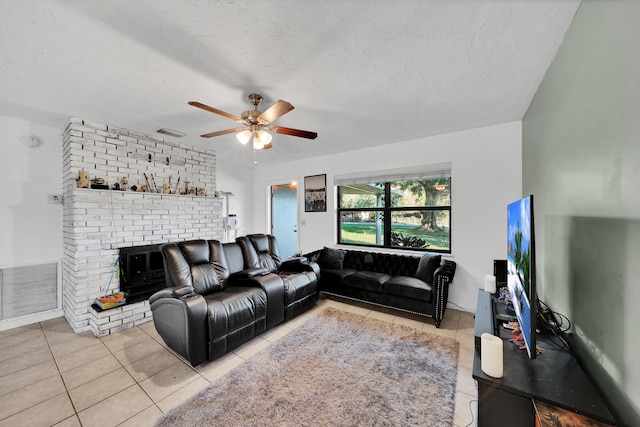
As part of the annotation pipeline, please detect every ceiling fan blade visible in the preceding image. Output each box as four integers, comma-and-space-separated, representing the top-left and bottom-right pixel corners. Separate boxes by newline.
270, 126, 318, 140
188, 101, 243, 123
257, 100, 294, 125
200, 128, 244, 138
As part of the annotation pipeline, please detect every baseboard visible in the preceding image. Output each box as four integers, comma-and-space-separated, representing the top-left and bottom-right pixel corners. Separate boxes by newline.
0, 308, 64, 331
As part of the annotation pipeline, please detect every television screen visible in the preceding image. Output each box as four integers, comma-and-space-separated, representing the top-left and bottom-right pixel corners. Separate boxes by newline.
507, 195, 537, 359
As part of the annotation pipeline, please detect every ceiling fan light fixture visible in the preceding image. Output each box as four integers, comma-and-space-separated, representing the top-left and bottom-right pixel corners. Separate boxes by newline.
236, 129, 252, 145
256, 130, 272, 145
189, 94, 317, 154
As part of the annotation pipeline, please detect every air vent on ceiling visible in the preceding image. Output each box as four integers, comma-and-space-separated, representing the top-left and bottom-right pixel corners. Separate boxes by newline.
156, 128, 186, 138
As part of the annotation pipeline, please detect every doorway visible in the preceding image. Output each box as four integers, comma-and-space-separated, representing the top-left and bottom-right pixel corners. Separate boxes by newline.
271, 183, 298, 258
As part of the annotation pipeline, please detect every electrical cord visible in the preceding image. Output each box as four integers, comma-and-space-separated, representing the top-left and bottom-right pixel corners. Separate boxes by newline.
464, 399, 478, 427
539, 299, 572, 333
447, 301, 475, 317
537, 298, 572, 352
106, 190, 122, 296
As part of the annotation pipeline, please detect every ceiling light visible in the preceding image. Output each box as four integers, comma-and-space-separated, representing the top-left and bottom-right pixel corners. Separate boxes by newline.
256, 130, 272, 145
236, 130, 252, 145
253, 139, 265, 150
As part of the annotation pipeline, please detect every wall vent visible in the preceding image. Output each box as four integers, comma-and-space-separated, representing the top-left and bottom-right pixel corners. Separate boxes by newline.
0, 262, 59, 321
156, 128, 186, 138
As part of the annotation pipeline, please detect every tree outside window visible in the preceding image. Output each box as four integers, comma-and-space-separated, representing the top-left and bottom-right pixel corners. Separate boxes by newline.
337, 176, 451, 252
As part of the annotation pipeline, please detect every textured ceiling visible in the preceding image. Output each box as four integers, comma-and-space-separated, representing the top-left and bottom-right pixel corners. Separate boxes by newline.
0, 0, 580, 165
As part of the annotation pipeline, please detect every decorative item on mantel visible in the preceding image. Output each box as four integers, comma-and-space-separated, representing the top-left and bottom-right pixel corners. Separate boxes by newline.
91, 177, 109, 190
76, 169, 89, 188
73, 170, 209, 196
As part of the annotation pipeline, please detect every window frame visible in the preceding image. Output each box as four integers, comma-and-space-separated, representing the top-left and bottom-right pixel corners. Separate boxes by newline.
336, 178, 451, 253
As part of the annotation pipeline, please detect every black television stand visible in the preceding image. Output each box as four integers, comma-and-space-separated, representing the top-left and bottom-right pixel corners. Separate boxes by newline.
472, 290, 615, 426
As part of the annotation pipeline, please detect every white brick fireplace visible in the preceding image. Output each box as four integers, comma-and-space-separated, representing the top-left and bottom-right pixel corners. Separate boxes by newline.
62, 118, 224, 336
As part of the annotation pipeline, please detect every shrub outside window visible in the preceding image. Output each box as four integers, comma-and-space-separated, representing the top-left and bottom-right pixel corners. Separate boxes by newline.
337, 177, 451, 252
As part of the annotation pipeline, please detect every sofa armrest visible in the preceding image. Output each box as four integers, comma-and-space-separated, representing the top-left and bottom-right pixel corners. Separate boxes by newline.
280, 258, 320, 276
280, 257, 307, 269
432, 260, 457, 328
148, 285, 193, 304
228, 268, 269, 280
150, 291, 208, 366
434, 260, 456, 281
303, 250, 323, 264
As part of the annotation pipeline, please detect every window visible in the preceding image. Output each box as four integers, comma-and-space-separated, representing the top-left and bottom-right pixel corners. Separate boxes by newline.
336, 165, 451, 252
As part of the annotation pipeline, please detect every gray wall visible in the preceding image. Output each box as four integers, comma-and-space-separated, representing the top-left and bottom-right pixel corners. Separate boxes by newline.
523, 1, 640, 425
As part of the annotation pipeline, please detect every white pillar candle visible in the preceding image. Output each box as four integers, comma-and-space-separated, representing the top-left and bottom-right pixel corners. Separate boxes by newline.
484, 274, 496, 294
481, 333, 504, 378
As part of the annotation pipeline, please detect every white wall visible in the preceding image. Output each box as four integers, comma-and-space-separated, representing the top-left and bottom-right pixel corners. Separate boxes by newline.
216, 161, 255, 241
0, 115, 64, 267
251, 121, 522, 312
523, 1, 640, 423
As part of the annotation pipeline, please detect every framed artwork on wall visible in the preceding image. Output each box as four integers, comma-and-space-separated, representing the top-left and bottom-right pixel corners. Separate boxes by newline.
304, 174, 327, 212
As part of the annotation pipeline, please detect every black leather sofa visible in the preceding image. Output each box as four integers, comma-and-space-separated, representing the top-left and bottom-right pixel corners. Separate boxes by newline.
149, 234, 319, 366
305, 247, 456, 327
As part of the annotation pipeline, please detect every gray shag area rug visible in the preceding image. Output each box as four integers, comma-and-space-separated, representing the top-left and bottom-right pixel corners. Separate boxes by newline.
157, 307, 459, 427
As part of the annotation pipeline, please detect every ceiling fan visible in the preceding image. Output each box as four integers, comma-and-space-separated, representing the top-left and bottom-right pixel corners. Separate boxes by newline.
188, 94, 318, 150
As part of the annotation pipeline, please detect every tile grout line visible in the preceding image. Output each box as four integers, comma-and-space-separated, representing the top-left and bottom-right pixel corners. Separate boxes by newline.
1, 304, 477, 426
99, 326, 159, 426
40, 320, 83, 426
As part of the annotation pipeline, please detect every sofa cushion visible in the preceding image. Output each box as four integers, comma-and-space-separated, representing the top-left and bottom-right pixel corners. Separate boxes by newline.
177, 240, 223, 295
179, 240, 210, 265
415, 252, 441, 285
204, 286, 267, 357
281, 273, 317, 307
320, 268, 358, 291
190, 264, 223, 296
383, 276, 432, 302
317, 247, 346, 269
246, 234, 281, 273
344, 271, 391, 293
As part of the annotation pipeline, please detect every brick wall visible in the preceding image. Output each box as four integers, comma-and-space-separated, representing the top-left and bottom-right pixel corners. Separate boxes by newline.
62, 118, 224, 336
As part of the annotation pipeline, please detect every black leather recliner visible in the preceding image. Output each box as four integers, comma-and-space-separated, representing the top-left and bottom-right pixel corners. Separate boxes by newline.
149, 236, 319, 366
245, 234, 320, 320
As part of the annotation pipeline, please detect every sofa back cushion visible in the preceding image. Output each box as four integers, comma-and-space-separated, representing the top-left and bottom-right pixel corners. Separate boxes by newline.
160, 242, 194, 289
317, 247, 346, 269
341, 250, 420, 277
222, 242, 248, 275
247, 234, 282, 273
178, 240, 223, 295
415, 252, 442, 285
159, 240, 224, 296
207, 239, 231, 282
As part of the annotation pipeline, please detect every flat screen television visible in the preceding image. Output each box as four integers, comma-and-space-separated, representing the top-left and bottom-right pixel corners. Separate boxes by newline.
507, 195, 537, 359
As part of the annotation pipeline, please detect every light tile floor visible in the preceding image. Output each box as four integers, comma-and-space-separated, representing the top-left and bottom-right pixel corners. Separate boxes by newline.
0, 296, 477, 427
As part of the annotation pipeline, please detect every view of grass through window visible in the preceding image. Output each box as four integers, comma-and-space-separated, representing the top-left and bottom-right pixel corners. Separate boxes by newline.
337, 176, 451, 252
